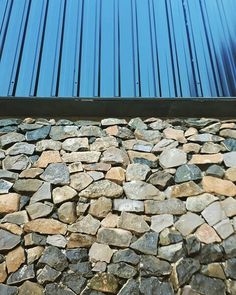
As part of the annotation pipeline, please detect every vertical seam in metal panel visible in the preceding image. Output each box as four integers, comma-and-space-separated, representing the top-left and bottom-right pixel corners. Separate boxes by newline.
98, 0, 102, 98
0, 0, 13, 60
77, 0, 85, 97
12, 0, 32, 96
34, 0, 49, 96
199, 0, 220, 96
55, 0, 67, 97
117, 0, 121, 97
133, 0, 141, 97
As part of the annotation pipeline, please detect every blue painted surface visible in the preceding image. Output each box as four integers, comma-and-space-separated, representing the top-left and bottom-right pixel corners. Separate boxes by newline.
0, 0, 235, 98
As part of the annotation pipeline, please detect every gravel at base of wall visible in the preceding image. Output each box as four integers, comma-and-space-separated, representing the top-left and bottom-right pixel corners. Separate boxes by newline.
0, 117, 236, 295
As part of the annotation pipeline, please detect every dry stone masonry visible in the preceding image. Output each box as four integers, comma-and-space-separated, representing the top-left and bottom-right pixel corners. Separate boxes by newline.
0, 117, 236, 294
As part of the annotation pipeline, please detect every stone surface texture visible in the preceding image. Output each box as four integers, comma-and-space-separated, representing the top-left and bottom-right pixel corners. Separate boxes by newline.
0, 117, 235, 293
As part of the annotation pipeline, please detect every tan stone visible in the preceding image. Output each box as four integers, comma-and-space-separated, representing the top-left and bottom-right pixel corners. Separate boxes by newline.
225, 167, 236, 182
202, 176, 236, 197
118, 212, 149, 234
195, 224, 221, 244
27, 246, 44, 264
67, 233, 95, 248
189, 153, 223, 165
202, 263, 226, 280
0, 262, 7, 283
52, 185, 77, 204
24, 218, 67, 235
105, 125, 119, 136
182, 143, 201, 154
221, 197, 236, 217
19, 281, 44, 295
185, 127, 198, 137
35, 151, 62, 167
128, 150, 158, 166
170, 181, 203, 198
89, 197, 112, 218
220, 122, 235, 129
105, 167, 125, 184
19, 168, 44, 178
101, 213, 119, 228
6, 246, 25, 273
163, 127, 186, 143
68, 214, 100, 235
0, 223, 23, 235
89, 242, 114, 263
0, 193, 20, 214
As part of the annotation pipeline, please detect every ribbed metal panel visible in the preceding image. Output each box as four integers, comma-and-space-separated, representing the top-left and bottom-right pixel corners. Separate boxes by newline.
0, 0, 235, 98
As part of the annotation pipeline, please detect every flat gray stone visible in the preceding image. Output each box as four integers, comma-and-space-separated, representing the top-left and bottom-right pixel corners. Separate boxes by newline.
159, 148, 187, 168
112, 249, 139, 265
97, 228, 132, 247
134, 129, 161, 144
36, 139, 62, 151
126, 163, 150, 181
175, 258, 201, 287
107, 262, 137, 279
151, 214, 174, 233
190, 274, 226, 295
0, 229, 21, 251
0, 132, 25, 147
175, 212, 204, 236
79, 180, 123, 199
6, 142, 35, 156
158, 242, 184, 263
128, 117, 147, 130
186, 193, 218, 212
49, 126, 79, 140
68, 215, 100, 235
124, 180, 164, 200
40, 163, 70, 185
0, 170, 18, 181
175, 164, 202, 183
202, 202, 227, 226
52, 185, 77, 204
213, 218, 234, 239
62, 138, 89, 152
102, 147, 130, 167
30, 182, 52, 203
188, 133, 224, 142
38, 246, 68, 271
224, 152, 236, 167
7, 265, 35, 285
140, 277, 174, 295
113, 199, 144, 212
26, 203, 53, 219
70, 172, 93, 192
3, 155, 30, 171
206, 164, 225, 178
223, 234, 236, 258
13, 179, 43, 193
145, 199, 186, 215
147, 171, 173, 189
118, 212, 149, 233
26, 126, 51, 141
62, 151, 101, 163
130, 232, 159, 255
140, 255, 172, 276
37, 265, 61, 284
0, 284, 18, 295
0, 179, 13, 194
78, 126, 105, 137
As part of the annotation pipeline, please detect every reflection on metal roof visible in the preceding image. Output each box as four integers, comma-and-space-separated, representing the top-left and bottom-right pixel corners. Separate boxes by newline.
0, 0, 235, 98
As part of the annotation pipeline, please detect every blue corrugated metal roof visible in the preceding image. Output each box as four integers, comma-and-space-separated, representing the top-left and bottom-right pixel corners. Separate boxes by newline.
0, 0, 235, 98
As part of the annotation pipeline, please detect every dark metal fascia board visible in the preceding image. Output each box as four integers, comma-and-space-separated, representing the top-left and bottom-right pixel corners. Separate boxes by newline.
0, 97, 236, 118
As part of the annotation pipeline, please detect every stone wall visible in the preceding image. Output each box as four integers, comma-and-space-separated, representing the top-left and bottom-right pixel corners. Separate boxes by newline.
0, 117, 236, 295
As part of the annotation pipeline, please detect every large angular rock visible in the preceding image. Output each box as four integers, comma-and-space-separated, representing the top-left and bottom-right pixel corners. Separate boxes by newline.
128, 150, 158, 168
158, 242, 184, 263
0, 230, 21, 251
105, 167, 125, 184
175, 164, 202, 183
30, 182, 51, 203
49, 126, 79, 140
57, 202, 77, 224
126, 163, 150, 181
18, 281, 43, 295
36, 139, 62, 151
40, 163, 70, 185
24, 219, 67, 235
124, 180, 164, 200
0, 193, 20, 214
214, 218, 234, 239
151, 214, 174, 233
163, 127, 186, 143
201, 142, 223, 154
37, 265, 61, 284
112, 249, 140, 265
221, 197, 236, 217
118, 212, 149, 233
140, 277, 174, 295
68, 215, 100, 235
0, 132, 25, 147
44, 283, 76, 295
145, 199, 186, 215
78, 125, 105, 137
222, 234, 236, 258
26, 203, 53, 219
159, 148, 187, 168
173, 258, 200, 287
2, 210, 29, 225
79, 180, 123, 199
6, 142, 35, 156
62, 151, 101, 163
206, 164, 225, 178
175, 212, 204, 236
129, 117, 147, 130
140, 255, 171, 277
107, 262, 137, 279
97, 228, 132, 247
7, 265, 35, 285
225, 167, 236, 181
61, 273, 87, 294
0, 179, 13, 194
147, 170, 173, 189
52, 185, 77, 204
35, 151, 62, 168
89, 243, 114, 263
186, 193, 218, 212
202, 202, 227, 226
190, 274, 226, 295
70, 172, 93, 192
220, 128, 236, 139
89, 197, 112, 218
62, 138, 89, 152
130, 232, 159, 255
195, 224, 221, 244
26, 126, 50, 141
189, 153, 223, 165
169, 181, 203, 198
88, 273, 118, 294
225, 258, 236, 279
6, 246, 25, 273
13, 179, 43, 193
0, 170, 18, 181
3, 155, 30, 171
67, 233, 95, 249
113, 199, 144, 212
224, 152, 236, 167
202, 176, 236, 196
38, 246, 68, 271
134, 129, 161, 144
90, 136, 118, 152
197, 244, 224, 264
188, 133, 224, 142
117, 279, 139, 295
101, 147, 129, 167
